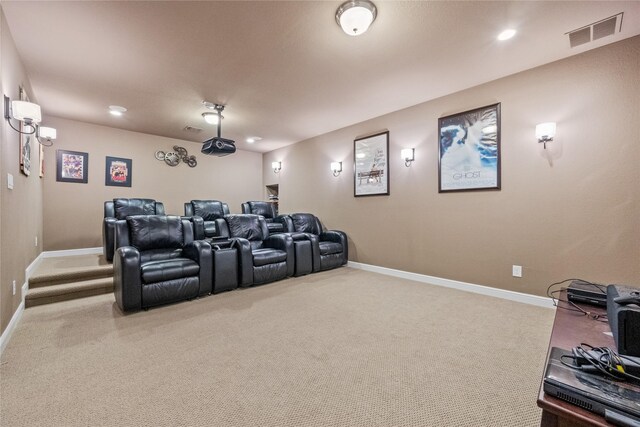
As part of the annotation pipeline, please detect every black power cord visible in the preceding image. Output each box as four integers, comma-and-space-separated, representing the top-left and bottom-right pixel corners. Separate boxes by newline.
546, 278, 608, 322
560, 343, 640, 384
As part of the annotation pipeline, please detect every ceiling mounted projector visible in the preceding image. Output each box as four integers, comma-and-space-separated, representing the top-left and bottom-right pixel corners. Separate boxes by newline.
201, 104, 236, 157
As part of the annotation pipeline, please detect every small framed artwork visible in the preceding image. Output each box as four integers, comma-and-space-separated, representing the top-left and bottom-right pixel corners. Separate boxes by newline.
354, 131, 389, 197
105, 156, 132, 187
19, 87, 32, 177
56, 150, 89, 183
438, 103, 501, 193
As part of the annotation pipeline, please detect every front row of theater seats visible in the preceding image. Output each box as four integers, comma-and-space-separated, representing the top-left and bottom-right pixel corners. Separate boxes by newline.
108, 202, 348, 312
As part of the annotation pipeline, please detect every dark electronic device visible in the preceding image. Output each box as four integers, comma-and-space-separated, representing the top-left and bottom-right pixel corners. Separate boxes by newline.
201, 103, 237, 157
608, 285, 640, 357
543, 347, 640, 426
567, 280, 608, 307
201, 137, 236, 157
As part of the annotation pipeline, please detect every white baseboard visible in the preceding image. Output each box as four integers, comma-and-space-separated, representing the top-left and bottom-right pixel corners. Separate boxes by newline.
0, 300, 25, 356
347, 261, 554, 308
41, 247, 102, 258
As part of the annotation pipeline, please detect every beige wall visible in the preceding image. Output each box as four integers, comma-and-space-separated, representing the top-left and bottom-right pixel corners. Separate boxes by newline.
1, 8, 44, 334
42, 117, 264, 250
264, 36, 640, 297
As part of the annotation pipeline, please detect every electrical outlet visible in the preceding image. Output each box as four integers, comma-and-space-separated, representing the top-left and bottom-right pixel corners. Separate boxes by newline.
12, 280, 16, 296
512, 265, 523, 278
35, 236, 38, 247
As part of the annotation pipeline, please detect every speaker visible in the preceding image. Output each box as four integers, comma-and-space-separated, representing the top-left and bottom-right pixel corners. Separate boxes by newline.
201, 137, 236, 157
607, 285, 640, 357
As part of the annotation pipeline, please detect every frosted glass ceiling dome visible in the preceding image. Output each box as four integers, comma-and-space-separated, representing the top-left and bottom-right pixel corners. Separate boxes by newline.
335, 0, 377, 36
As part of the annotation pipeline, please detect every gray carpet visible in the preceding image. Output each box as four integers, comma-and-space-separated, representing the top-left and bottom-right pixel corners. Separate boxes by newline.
1, 267, 554, 426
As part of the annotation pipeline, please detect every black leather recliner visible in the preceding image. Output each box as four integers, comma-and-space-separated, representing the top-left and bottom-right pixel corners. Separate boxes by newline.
241, 201, 285, 234
280, 213, 348, 272
184, 200, 230, 239
216, 214, 293, 287
113, 215, 212, 312
103, 198, 165, 262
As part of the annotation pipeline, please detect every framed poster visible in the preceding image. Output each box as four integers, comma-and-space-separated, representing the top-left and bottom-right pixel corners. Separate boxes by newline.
19, 87, 32, 177
438, 103, 501, 193
105, 156, 132, 187
354, 131, 389, 197
56, 150, 89, 183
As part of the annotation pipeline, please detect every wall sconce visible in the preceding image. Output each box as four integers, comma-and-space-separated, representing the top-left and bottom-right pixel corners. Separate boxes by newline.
4, 95, 41, 134
37, 126, 57, 147
4, 95, 56, 146
401, 148, 415, 167
535, 122, 556, 149
272, 161, 282, 173
331, 161, 343, 177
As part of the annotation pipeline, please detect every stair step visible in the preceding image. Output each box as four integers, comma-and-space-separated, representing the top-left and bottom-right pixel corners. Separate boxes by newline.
29, 264, 113, 288
26, 277, 114, 308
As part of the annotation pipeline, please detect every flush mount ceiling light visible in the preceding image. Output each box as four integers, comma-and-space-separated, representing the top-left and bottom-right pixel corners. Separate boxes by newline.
109, 105, 127, 116
336, 0, 377, 36
497, 29, 516, 41
202, 112, 223, 125
246, 137, 262, 144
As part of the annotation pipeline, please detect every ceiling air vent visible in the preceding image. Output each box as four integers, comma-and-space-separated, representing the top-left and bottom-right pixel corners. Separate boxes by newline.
183, 125, 203, 133
567, 12, 623, 48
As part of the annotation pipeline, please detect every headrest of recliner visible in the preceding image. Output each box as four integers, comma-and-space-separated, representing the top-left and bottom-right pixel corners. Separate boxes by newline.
191, 200, 226, 221
127, 215, 183, 251
247, 201, 274, 219
291, 213, 321, 235
225, 214, 267, 241
114, 198, 157, 220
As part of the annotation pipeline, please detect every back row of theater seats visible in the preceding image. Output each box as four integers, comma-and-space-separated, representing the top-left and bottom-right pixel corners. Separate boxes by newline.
103, 198, 348, 312
104, 198, 285, 262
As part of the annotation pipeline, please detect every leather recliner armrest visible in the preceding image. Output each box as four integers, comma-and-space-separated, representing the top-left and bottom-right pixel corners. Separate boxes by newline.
113, 246, 142, 312
183, 240, 213, 296
320, 230, 348, 265
182, 216, 205, 240
229, 237, 252, 287
103, 217, 117, 262
264, 234, 294, 277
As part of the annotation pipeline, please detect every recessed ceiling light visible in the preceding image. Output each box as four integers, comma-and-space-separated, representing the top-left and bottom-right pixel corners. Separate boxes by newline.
108, 105, 127, 116
497, 29, 516, 41
246, 137, 262, 144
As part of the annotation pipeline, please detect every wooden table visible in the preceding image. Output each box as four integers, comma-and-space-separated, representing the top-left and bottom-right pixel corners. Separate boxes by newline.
537, 291, 615, 426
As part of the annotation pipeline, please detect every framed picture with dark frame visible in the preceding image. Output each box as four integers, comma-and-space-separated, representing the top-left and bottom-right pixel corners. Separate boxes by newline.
438, 103, 501, 193
354, 131, 390, 197
56, 149, 89, 184
105, 156, 132, 187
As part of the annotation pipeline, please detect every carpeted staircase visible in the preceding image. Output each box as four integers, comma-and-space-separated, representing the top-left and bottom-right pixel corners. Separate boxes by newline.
26, 254, 114, 308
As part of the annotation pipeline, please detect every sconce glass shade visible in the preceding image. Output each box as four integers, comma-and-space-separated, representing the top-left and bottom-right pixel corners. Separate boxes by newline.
38, 126, 57, 140
12, 100, 42, 124
401, 148, 414, 161
536, 122, 556, 142
336, 0, 377, 36
331, 161, 343, 176
401, 148, 415, 167
272, 161, 282, 173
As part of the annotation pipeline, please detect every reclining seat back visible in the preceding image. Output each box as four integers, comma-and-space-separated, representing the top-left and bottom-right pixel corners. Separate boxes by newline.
184, 200, 230, 238
288, 213, 348, 271
241, 201, 284, 234
103, 198, 165, 262
221, 214, 292, 286
114, 215, 210, 311
226, 214, 269, 250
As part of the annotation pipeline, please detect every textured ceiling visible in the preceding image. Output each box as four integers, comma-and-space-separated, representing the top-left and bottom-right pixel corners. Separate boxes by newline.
2, 1, 639, 153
